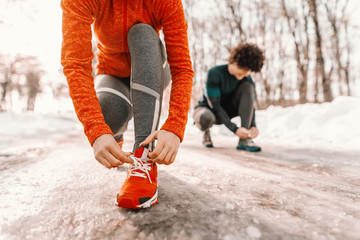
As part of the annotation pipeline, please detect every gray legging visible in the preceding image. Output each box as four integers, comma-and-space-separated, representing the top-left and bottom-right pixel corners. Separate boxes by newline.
95, 24, 170, 151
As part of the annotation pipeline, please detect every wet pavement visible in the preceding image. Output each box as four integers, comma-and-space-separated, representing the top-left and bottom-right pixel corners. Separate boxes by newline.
1, 131, 359, 240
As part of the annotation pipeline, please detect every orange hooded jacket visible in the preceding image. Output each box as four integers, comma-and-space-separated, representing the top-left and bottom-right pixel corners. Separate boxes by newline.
61, 0, 194, 145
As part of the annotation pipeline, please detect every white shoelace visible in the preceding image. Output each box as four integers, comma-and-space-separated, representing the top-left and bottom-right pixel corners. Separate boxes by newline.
129, 155, 153, 183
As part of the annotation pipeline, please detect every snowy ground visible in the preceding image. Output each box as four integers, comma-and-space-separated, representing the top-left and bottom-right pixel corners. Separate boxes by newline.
0, 96, 359, 240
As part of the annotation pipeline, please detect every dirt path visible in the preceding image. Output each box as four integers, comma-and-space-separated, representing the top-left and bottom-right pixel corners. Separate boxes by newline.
1, 131, 359, 240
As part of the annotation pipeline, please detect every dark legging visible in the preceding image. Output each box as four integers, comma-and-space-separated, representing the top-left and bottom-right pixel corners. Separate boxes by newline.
193, 81, 255, 131
95, 24, 170, 151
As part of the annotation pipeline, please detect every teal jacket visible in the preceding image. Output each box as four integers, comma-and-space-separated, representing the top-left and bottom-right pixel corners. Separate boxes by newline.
197, 64, 256, 133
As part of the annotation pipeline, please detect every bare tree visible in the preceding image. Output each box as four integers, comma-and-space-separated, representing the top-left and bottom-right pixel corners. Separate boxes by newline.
183, 0, 357, 107
25, 70, 42, 111
0, 62, 14, 111
281, 0, 310, 103
225, 0, 247, 43
325, 0, 350, 96
0, 54, 43, 111
308, 0, 333, 102
0, 54, 24, 111
273, 22, 288, 105
343, 18, 351, 96
253, 0, 270, 105
217, 0, 247, 50
19, 56, 44, 111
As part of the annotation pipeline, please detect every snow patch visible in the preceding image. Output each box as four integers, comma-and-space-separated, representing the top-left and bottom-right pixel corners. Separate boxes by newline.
256, 96, 360, 150
186, 96, 360, 151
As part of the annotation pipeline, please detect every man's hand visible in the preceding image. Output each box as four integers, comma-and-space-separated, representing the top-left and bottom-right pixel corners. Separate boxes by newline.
93, 134, 133, 168
235, 127, 250, 139
249, 126, 259, 139
140, 130, 180, 165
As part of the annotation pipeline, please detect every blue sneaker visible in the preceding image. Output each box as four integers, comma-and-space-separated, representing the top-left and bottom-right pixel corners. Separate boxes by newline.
236, 139, 261, 152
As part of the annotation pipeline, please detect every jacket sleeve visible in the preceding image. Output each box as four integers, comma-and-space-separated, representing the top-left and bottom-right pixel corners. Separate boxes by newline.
154, 0, 194, 142
61, 0, 113, 145
207, 96, 238, 133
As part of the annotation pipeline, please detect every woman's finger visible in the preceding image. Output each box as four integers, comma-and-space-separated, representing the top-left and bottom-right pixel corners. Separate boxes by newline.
148, 141, 165, 159
97, 157, 113, 169
140, 131, 158, 147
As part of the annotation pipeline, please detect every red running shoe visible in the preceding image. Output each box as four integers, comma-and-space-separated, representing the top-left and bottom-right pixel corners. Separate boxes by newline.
116, 147, 158, 209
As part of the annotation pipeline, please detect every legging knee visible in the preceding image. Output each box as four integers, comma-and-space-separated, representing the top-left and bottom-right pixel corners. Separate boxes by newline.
194, 111, 215, 131
97, 92, 132, 136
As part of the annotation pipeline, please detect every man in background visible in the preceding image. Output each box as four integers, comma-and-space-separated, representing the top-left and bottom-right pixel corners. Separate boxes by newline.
193, 43, 264, 152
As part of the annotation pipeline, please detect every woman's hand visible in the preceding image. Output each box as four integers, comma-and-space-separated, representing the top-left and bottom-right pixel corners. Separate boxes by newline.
140, 130, 180, 165
93, 134, 133, 168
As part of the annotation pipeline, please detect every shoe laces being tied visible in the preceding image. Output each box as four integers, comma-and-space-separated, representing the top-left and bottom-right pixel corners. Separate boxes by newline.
129, 155, 153, 183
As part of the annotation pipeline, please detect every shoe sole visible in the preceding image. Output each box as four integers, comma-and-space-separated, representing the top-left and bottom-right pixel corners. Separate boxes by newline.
236, 146, 261, 152
137, 189, 158, 209
116, 189, 158, 209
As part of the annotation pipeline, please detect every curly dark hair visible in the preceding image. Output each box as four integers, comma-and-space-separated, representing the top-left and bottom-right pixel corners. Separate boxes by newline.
229, 43, 265, 72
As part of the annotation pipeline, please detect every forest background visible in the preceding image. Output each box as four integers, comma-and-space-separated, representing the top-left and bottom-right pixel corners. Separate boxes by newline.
0, 0, 359, 113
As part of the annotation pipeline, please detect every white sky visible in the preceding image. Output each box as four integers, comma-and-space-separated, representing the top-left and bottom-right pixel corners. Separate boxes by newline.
0, 0, 62, 77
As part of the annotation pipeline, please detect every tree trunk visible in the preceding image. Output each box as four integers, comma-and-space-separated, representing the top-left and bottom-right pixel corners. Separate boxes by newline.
226, 0, 246, 42
343, 15, 351, 96
26, 90, 38, 111
0, 82, 8, 111
26, 71, 41, 111
325, 1, 348, 96
281, 0, 309, 104
308, 0, 333, 102
0, 69, 10, 111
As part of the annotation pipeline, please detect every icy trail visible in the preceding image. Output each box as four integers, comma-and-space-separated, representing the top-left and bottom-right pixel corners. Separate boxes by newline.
1, 127, 359, 240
